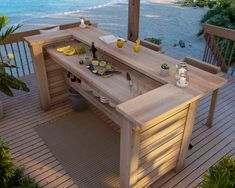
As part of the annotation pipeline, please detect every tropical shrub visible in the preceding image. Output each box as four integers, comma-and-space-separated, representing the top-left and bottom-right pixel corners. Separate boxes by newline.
0, 139, 16, 187
0, 16, 29, 97
144, 37, 162, 45
201, 156, 235, 188
0, 139, 39, 188
180, 0, 212, 7
199, 0, 235, 32
195, 0, 209, 7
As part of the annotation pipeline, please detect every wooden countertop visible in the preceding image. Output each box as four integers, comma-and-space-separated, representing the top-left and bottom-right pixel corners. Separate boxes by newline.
116, 84, 200, 128
67, 26, 227, 96
25, 26, 227, 127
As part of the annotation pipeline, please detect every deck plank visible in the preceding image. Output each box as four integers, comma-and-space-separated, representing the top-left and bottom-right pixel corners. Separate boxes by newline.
0, 74, 77, 188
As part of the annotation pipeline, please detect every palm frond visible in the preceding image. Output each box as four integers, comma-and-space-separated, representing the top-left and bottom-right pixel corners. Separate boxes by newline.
0, 16, 9, 31
0, 73, 30, 93
0, 24, 21, 44
0, 82, 13, 97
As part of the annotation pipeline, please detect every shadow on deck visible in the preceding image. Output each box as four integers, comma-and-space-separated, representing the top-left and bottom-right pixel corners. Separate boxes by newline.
0, 74, 234, 188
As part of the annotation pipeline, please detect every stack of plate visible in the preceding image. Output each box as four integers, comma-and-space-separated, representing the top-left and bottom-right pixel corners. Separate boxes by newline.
81, 82, 92, 92
108, 100, 117, 108
100, 96, 109, 103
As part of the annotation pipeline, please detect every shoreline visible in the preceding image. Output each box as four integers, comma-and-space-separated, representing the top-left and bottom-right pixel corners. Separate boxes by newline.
147, 0, 177, 4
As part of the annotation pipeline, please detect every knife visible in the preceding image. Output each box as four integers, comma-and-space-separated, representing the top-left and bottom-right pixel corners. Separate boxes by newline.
126, 72, 133, 88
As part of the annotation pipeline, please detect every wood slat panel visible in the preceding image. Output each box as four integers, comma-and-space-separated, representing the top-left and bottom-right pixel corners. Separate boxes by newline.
141, 108, 188, 140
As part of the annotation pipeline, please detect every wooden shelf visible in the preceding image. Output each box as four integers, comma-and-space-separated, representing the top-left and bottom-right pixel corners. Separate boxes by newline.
64, 76, 123, 127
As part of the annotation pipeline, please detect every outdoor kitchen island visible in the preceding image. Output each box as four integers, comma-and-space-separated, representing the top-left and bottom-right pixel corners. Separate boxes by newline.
25, 25, 227, 188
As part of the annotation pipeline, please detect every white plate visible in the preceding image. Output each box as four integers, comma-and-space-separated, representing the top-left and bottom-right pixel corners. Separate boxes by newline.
81, 82, 92, 91
108, 101, 117, 108
99, 35, 125, 44
100, 96, 109, 103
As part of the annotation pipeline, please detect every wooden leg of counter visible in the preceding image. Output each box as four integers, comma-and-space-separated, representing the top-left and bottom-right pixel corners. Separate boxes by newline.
30, 45, 50, 111
176, 100, 199, 171
120, 120, 140, 188
207, 89, 219, 128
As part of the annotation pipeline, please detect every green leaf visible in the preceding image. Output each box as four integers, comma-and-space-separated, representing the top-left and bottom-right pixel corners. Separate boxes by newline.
0, 82, 13, 97
0, 24, 21, 44
0, 16, 9, 31
0, 73, 30, 93
201, 156, 235, 188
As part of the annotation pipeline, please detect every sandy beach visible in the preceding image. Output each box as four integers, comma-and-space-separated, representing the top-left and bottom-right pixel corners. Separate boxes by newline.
148, 0, 176, 4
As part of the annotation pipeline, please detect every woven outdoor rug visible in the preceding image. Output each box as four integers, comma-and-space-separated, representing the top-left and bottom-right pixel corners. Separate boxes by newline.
36, 109, 120, 188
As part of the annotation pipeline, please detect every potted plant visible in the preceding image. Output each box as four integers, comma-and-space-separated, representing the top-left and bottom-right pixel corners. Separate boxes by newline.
0, 16, 30, 118
201, 156, 235, 188
160, 63, 170, 77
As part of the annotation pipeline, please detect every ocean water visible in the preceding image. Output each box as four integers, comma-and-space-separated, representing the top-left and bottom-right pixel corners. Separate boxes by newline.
0, 0, 129, 25
0, 0, 207, 59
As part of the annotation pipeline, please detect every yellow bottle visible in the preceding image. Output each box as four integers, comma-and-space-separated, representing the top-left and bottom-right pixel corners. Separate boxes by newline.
133, 39, 141, 53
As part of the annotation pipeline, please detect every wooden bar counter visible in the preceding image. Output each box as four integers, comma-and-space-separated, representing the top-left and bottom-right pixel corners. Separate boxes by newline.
25, 25, 227, 188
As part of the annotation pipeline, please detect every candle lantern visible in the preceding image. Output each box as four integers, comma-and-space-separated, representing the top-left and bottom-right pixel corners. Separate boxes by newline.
80, 17, 86, 28
176, 62, 189, 88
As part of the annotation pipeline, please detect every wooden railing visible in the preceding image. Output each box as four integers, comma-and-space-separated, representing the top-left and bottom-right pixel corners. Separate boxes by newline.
203, 24, 235, 75
0, 21, 93, 78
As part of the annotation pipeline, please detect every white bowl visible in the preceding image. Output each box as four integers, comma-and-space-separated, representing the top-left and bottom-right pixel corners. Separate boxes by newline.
100, 96, 109, 104
81, 82, 92, 92
108, 100, 117, 108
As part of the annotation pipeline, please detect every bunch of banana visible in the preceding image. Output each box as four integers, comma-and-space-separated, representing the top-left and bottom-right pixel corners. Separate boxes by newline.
57, 46, 76, 56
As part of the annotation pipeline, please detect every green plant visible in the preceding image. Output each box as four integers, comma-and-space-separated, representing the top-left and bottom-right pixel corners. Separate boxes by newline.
0, 16, 29, 97
180, 0, 212, 7
195, 0, 209, 7
161, 63, 170, 70
144, 37, 162, 45
201, 156, 235, 188
198, 0, 235, 35
0, 139, 39, 188
0, 140, 16, 187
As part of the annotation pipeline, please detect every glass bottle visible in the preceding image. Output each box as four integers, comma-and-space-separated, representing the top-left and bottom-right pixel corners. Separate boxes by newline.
177, 62, 189, 88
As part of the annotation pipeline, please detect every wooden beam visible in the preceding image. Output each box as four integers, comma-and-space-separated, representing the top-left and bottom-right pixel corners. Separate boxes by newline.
207, 89, 219, 128
29, 45, 51, 111
120, 120, 140, 188
128, 0, 140, 42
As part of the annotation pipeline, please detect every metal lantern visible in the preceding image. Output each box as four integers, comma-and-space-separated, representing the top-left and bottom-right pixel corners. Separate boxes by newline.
176, 62, 189, 88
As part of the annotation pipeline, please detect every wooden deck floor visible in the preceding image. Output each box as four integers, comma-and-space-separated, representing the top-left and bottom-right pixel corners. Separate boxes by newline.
0, 74, 234, 188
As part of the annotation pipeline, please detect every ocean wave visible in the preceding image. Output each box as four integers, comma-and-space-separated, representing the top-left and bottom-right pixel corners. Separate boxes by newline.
8, 0, 146, 26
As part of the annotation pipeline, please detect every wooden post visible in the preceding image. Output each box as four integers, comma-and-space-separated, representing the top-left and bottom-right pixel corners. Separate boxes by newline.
176, 100, 199, 170
128, 0, 140, 42
207, 89, 219, 128
120, 120, 140, 188
29, 45, 50, 111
